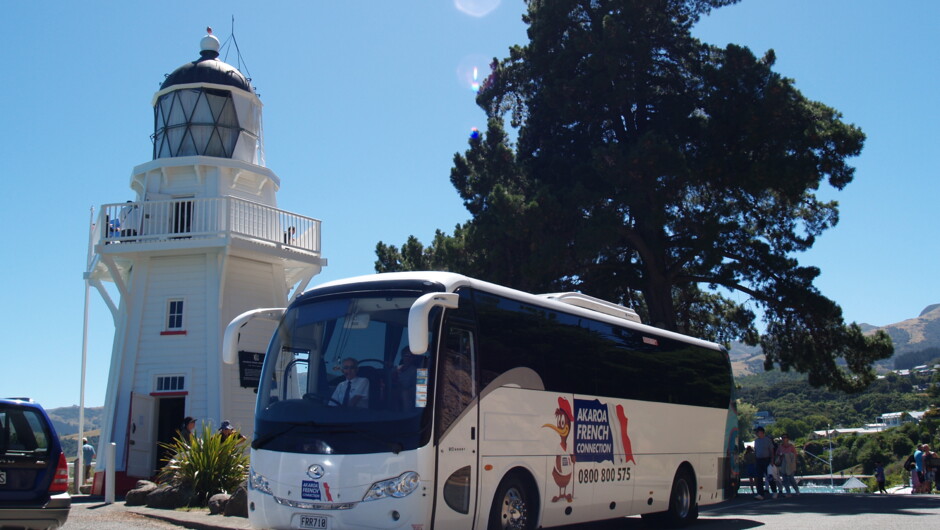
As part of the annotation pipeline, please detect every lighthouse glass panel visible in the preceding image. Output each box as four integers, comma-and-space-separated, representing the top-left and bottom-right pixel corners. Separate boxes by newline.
153, 88, 247, 160
254, 292, 439, 455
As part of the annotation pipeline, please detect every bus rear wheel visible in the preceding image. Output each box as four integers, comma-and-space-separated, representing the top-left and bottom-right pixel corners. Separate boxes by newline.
665, 468, 698, 527
642, 468, 698, 528
488, 473, 535, 530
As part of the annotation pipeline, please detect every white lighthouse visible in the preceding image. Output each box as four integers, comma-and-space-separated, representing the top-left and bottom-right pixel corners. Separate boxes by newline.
85, 31, 325, 493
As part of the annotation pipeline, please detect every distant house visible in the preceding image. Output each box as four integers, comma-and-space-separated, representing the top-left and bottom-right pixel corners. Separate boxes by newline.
809, 427, 882, 439
878, 411, 923, 427
808, 410, 927, 439
882, 365, 938, 378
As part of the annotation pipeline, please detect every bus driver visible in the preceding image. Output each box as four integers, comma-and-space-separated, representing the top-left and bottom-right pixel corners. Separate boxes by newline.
330, 358, 370, 408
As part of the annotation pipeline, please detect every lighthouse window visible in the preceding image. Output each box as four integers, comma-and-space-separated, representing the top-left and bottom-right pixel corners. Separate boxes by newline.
156, 375, 186, 392
153, 88, 244, 160
167, 299, 185, 330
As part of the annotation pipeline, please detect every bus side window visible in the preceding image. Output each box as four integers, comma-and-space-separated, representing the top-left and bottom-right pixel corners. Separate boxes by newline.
436, 326, 477, 441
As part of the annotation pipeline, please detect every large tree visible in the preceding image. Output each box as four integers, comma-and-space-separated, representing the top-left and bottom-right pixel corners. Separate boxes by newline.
376, 0, 892, 391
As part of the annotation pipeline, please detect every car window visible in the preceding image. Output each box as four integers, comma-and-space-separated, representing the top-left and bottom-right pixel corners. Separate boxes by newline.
0, 408, 51, 454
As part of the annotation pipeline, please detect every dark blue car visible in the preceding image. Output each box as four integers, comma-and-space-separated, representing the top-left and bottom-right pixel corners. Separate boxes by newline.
0, 398, 71, 529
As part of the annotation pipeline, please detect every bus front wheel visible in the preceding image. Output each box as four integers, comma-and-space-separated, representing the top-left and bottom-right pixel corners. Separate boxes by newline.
488, 473, 536, 530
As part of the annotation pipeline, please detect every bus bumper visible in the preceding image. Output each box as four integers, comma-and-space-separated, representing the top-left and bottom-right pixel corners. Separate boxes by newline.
248, 487, 431, 530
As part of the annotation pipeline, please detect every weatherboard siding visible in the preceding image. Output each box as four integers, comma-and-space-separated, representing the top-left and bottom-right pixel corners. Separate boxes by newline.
218, 256, 287, 438
135, 255, 209, 407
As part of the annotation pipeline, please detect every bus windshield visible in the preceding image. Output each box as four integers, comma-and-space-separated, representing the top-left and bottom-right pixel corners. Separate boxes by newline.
254, 292, 436, 455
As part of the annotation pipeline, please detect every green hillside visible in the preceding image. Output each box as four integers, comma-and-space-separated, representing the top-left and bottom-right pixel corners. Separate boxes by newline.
46, 405, 104, 460
735, 368, 940, 490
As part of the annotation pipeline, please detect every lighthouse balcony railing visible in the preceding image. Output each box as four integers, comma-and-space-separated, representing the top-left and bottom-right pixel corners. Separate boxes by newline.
95, 197, 321, 254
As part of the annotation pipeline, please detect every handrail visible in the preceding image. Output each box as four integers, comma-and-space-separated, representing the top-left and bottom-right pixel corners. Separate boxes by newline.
801, 448, 830, 466
96, 197, 321, 253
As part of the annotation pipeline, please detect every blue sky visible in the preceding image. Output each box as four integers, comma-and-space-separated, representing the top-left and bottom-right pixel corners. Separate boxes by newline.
2, 1, 937, 409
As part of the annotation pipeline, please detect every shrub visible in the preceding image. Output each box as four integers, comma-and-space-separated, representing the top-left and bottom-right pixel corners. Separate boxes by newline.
157, 424, 249, 506
890, 433, 915, 459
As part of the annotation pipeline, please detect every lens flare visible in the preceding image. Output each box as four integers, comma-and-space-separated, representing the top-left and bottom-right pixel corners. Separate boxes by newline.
454, 0, 501, 18
457, 54, 491, 93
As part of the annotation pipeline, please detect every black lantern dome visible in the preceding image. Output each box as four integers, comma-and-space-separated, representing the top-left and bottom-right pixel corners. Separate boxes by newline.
160, 34, 253, 93
151, 31, 264, 164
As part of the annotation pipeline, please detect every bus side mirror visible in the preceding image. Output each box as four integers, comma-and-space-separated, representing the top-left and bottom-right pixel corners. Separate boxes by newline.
408, 293, 459, 355
222, 308, 286, 364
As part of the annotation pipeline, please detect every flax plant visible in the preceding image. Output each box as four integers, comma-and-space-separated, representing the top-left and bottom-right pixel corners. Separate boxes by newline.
158, 423, 249, 506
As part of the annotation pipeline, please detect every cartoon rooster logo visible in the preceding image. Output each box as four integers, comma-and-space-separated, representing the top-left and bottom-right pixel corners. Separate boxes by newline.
542, 397, 575, 503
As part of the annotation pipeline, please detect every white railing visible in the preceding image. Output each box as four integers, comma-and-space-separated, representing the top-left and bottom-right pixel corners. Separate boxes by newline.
96, 197, 321, 254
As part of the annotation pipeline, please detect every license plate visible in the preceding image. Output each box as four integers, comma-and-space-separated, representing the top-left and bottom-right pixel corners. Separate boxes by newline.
297, 514, 329, 529
0, 470, 6, 485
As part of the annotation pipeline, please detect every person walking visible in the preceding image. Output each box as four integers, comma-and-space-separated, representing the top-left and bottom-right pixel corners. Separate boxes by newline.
753, 426, 774, 500
777, 434, 800, 496
765, 458, 783, 499
873, 461, 887, 494
744, 446, 757, 493
923, 445, 935, 494
914, 444, 926, 493
81, 438, 96, 483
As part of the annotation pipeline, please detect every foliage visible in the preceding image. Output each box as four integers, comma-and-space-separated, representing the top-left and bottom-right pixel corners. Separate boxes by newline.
375, 229, 473, 274
932, 371, 940, 399
765, 417, 810, 440
735, 400, 757, 442
893, 347, 940, 371
737, 370, 940, 490
375, 0, 892, 391
157, 424, 249, 506
736, 370, 933, 429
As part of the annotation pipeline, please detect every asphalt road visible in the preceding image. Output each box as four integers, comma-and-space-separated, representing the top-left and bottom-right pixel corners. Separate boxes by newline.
61, 493, 940, 529
575, 493, 940, 529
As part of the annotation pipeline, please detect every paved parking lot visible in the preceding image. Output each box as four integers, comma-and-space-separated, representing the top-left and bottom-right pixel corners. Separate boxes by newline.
65, 492, 940, 530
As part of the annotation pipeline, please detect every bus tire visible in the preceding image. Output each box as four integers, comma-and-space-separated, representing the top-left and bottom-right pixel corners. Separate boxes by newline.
665, 468, 698, 527
488, 472, 536, 530
641, 467, 698, 528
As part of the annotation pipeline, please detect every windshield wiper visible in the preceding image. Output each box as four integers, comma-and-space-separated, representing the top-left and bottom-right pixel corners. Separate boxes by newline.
252, 421, 318, 451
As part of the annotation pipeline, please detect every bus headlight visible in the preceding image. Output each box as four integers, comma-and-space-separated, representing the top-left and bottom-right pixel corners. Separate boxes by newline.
362, 471, 420, 502
250, 467, 273, 496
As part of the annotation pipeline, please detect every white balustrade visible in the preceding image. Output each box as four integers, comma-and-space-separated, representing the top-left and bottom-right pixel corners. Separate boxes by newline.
96, 197, 321, 254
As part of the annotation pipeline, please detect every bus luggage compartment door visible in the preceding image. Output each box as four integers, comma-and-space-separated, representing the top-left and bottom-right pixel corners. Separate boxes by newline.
433, 323, 480, 527
433, 401, 479, 528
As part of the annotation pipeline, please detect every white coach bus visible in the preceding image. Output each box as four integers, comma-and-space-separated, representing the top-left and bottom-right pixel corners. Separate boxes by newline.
224, 272, 739, 530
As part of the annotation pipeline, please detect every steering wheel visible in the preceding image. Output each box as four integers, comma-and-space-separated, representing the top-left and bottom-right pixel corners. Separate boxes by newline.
303, 393, 342, 406
357, 358, 385, 368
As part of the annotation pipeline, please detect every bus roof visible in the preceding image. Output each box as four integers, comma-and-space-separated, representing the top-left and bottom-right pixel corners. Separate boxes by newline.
309, 271, 723, 352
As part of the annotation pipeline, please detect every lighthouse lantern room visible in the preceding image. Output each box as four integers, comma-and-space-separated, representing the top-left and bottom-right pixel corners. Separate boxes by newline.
85, 30, 325, 493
